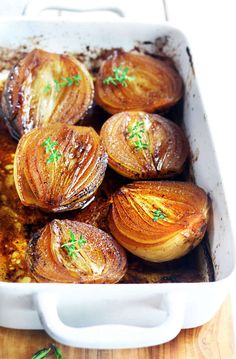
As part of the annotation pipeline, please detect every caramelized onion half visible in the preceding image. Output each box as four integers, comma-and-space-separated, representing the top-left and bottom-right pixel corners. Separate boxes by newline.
109, 181, 209, 262
95, 51, 183, 114
14, 124, 108, 212
1, 49, 94, 139
100, 111, 189, 179
26, 219, 127, 283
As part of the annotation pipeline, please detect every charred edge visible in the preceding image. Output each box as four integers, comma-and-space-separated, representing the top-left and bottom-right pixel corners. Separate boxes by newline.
201, 233, 215, 282
27, 230, 42, 271
186, 46, 195, 76
142, 41, 154, 45
133, 40, 176, 69
159, 275, 181, 283
23, 222, 46, 241
0, 105, 5, 120
134, 36, 170, 57
4, 118, 20, 141
1, 68, 21, 141
155, 36, 170, 53
2, 65, 17, 118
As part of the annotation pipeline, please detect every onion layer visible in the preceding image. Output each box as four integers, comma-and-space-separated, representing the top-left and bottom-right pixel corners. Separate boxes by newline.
1, 49, 94, 139
109, 181, 209, 262
14, 124, 108, 212
95, 51, 183, 114
100, 111, 189, 179
26, 219, 127, 283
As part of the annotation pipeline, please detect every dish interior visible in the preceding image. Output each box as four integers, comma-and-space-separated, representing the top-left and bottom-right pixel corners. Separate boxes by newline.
0, 20, 233, 282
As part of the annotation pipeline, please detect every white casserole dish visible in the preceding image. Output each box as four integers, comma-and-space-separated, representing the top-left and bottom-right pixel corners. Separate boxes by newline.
0, 10, 235, 349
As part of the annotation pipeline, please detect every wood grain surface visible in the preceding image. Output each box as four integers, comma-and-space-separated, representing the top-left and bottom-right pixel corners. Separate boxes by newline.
0, 296, 235, 359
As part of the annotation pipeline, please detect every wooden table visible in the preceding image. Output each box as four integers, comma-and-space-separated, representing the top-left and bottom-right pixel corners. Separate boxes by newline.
0, 296, 235, 359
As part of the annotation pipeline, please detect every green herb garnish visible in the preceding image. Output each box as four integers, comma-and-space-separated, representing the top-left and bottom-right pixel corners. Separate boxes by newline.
103, 66, 135, 87
153, 209, 168, 222
42, 137, 62, 164
127, 121, 148, 150
61, 230, 87, 259
133, 140, 148, 150
31, 344, 63, 359
44, 74, 81, 93
43, 84, 52, 94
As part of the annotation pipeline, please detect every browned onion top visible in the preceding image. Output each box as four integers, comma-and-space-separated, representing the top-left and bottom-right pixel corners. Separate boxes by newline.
26, 219, 127, 283
109, 181, 209, 262
95, 51, 183, 114
1, 49, 94, 139
100, 111, 189, 179
14, 123, 108, 212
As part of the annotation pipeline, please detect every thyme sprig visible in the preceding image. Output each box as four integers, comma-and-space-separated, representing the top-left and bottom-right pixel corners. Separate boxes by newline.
43, 84, 52, 94
44, 74, 81, 93
152, 209, 168, 222
127, 121, 148, 150
61, 230, 87, 259
42, 137, 62, 164
31, 344, 63, 359
103, 66, 135, 87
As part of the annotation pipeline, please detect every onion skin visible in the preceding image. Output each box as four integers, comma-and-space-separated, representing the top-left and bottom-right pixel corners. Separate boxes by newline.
95, 51, 183, 114
26, 219, 127, 283
100, 111, 189, 179
14, 124, 108, 212
109, 181, 209, 263
1, 49, 94, 140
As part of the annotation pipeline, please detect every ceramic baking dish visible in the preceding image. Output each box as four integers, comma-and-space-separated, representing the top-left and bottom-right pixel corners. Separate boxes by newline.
0, 7, 235, 349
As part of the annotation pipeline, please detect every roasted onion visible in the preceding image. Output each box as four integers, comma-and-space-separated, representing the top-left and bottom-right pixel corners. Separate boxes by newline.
109, 181, 209, 262
14, 123, 108, 212
1, 49, 94, 139
26, 219, 127, 283
95, 51, 183, 114
100, 111, 189, 179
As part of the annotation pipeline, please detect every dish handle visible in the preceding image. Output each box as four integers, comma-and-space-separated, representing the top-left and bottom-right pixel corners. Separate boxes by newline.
23, 0, 127, 17
34, 290, 185, 349
23, 0, 166, 20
